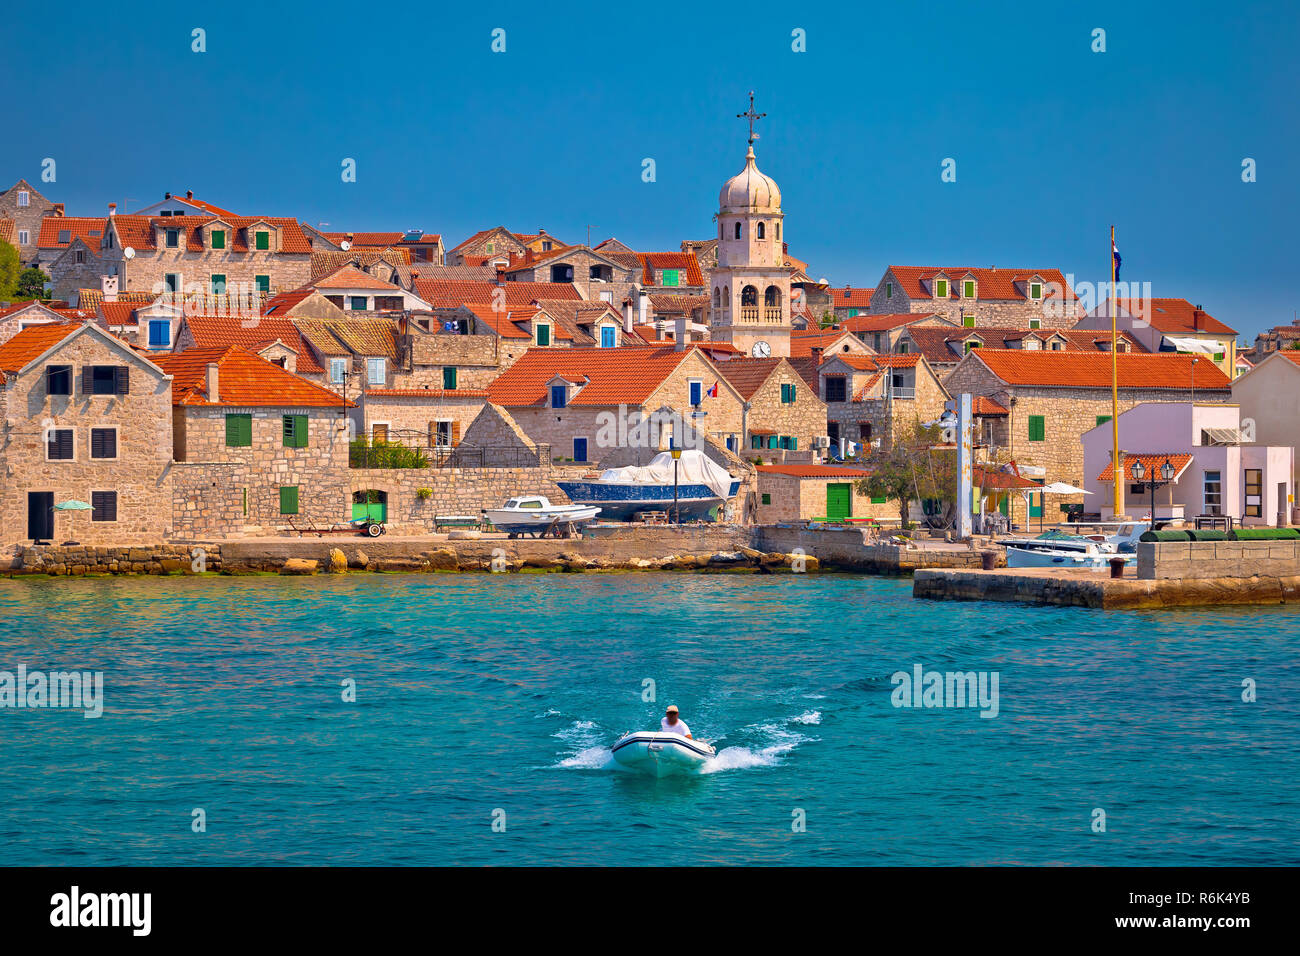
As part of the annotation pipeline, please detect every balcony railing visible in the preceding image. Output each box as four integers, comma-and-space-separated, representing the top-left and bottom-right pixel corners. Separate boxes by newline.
738, 306, 785, 324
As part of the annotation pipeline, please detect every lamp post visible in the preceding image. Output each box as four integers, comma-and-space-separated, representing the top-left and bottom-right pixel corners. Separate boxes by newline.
670, 447, 682, 524
1131, 458, 1149, 524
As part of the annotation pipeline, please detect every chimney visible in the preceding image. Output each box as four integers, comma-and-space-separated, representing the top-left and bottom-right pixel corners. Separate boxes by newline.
186, 190, 194, 200
622, 300, 634, 334
100, 275, 118, 302
811, 346, 823, 366
674, 315, 687, 351
206, 363, 219, 403
164, 192, 171, 200
108, 202, 117, 217
1193, 307, 1202, 331
53, 203, 64, 217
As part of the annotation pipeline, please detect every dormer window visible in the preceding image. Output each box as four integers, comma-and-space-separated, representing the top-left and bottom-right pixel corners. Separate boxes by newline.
535, 323, 552, 347
934, 279, 948, 298
963, 279, 976, 298
964, 339, 982, 353
255, 231, 270, 251
550, 384, 567, 408
1029, 281, 1042, 299
600, 325, 616, 348
17, 191, 29, 207
1024, 338, 1041, 350
542, 241, 552, 251
165, 228, 180, 248
211, 229, 226, 249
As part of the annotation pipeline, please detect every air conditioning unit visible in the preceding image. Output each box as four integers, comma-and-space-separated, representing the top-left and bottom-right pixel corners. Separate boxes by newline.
814, 435, 830, 448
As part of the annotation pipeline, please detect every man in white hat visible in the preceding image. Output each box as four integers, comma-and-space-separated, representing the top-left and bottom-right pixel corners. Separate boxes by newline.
660, 705, 692, 739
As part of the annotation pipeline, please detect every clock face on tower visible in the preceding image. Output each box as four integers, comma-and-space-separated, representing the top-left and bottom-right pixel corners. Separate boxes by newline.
751, 341, 771, 358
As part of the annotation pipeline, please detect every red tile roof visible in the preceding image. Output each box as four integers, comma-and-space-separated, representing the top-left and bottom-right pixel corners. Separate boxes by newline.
903, 325, 1145, 365
757, 464, 873, 478
715, 357, 783, 399
263, 289, 316, 316
413, 278, 581, 309
829, 286, 875, 308
109, 214, 311, 253
312, 265, 402, 292
1114, 298, 1236, 336
636, 252, 705, 287
973, 464, 1041, 490
1276, 351, 1300, 368
789, 328, 865, 357
886, 265, 1075, 303
182, 314, 324, 374
973, 350, 1231, 390
0, 322, 82, 377
839, 312, 947, 333
462, 302, 538, 339
158, 347, 352, 408
971, 396, 1009, 416
37, 217, 106, 249
1097, 454, 1194, 483
487, 347, 694, 406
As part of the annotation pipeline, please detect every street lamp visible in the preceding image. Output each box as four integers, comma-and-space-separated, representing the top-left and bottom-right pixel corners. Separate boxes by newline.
1131, 458, 1149, 523
670, 447, 682, 524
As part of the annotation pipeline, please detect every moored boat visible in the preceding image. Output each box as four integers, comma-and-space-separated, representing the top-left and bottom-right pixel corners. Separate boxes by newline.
483, 496, 601, 536
610, 731, 716, 777
555, 449, 740, 522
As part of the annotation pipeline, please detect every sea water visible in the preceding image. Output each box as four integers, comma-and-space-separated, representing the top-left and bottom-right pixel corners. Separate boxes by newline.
1, 573, 1296, 865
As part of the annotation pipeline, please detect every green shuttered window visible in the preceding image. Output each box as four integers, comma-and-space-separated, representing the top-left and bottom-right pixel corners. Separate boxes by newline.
279, 486, 299, 515
1028, 415, 1046, 441
225, 413, 252, 447
282, 414, 308, 448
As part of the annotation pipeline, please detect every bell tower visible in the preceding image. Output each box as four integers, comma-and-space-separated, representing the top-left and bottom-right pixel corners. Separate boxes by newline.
709, 92, 794, 358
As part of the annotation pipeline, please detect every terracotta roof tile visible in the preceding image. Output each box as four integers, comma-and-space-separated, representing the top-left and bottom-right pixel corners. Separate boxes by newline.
1113, 297, 1236, 336
974, 350, 1231, 389
0, 322, 82, 376
757, 464, 873, 478
487, 347, 693, 406
716, 357, 782, 399
109, 214, 311, 253
413, 278, 581, 309
1097, 453, 1194, 483
886, 265, 1076, 303
312, 264, 403, 292
37, 217, 106, 249
182, 314, 324, 373
365, 388, 490, 398
839, 312, 947, 333
829, 286, 876, 307
158, 347, 352, 408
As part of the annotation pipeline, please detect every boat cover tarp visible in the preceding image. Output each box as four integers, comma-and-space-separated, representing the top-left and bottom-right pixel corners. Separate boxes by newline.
597, 450, 735, 500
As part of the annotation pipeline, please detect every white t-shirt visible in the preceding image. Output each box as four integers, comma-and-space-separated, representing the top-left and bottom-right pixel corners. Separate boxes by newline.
660, 717, 691, 737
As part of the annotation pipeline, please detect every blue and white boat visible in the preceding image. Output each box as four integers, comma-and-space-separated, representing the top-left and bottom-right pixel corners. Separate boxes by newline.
555, 449, 741, 522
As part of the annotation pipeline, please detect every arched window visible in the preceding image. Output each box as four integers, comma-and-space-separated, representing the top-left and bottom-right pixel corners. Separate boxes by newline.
741, 285, 758, 306
764, 285, 781, 307
712, 287, 721, 308
734, 222, 742, 240
757, 222, 766, 240
776, 222, 781, 240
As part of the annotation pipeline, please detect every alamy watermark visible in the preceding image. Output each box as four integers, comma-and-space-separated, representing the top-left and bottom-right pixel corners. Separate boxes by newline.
891, 664, 999, 718
1, 665, 103, 718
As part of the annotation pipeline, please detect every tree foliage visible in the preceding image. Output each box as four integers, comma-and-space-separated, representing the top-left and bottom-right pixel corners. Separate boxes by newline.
0, 239, 20, 299
855, 422, 958, 528
14, 267, 48, 300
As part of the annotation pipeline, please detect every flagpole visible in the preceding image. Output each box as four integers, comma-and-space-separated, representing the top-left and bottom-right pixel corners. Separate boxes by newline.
1110, 225, 1122, 519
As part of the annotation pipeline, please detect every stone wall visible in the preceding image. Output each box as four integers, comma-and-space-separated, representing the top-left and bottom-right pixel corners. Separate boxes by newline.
7, 543, 222, 575
1138, 539, 1300, 580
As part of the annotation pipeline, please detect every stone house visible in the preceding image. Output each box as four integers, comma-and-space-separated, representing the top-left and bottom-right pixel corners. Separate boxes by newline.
305, 227, 445, 266
942, 350, 1233, 527
310, 265, 432, 314
173, 314, 326, 388
446, 227, 563, 267
158, 346, 353, 538
819, 353, 951, 453
411, 277, 582, 310
1076, 298, 1239, 380
359, 388, 490, 453
824, 286, 876, 324
0, 301, 91, 345
35, 216, 107, 276
500, 244, 638, 306
0, 179, 63, 263
754, 463, 897, 523
715, 357, 829, 457
486, 345, 747, 465
262, 289, 349, 321
0, 322, 174, 548
866, 265, 1079, 328
64, 209, 314, 302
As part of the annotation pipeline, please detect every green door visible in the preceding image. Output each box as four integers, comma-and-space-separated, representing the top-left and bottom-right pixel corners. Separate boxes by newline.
1028, 481, 1044, 518
826, 484, 852, 521
352, 492, 387, 522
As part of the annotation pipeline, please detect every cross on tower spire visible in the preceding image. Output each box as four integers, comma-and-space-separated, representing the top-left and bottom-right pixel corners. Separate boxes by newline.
737, 90, 765, 145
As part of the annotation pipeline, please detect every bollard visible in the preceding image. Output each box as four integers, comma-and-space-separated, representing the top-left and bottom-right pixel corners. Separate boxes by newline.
1109, 557, 1126, 579
981, 550, 998, 571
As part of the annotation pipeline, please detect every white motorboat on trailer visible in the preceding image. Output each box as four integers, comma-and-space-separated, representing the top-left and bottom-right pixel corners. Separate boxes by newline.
483, 496, 600, 537
610, 731, 715, 777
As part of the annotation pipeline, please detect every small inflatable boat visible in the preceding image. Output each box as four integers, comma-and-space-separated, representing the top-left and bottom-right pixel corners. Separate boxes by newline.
610, 731, 715, 777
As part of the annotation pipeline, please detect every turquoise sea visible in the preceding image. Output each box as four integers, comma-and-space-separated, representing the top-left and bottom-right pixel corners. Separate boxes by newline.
1, 573, 1297, 866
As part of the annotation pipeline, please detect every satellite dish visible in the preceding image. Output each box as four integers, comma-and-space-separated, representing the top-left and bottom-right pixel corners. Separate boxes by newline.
124, 247, 136, 259
340, 240, 351, 251
443, 321, 458, 333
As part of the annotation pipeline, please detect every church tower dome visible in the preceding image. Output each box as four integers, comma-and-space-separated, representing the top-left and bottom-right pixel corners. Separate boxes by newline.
719, 145, 782, 211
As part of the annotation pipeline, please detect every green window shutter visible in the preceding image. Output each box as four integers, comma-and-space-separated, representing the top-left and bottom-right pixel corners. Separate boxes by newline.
751, 435, 762, 449
211, 274, 226, 294
1029, 318, 1041, 329
1213, 352, 1224, 362
662, 269, 679, 287
935, 280, 947, 297
443, 367, 457, 389
225, 413, 251, 447
964, 280, 975, 298
1028, 415, 1046, 441
283, 414, 308, 448
255, 275, 270, 293
871, 495, 887, 504
1030, 282, 1041, 298
848, 308, 858, 317
761, 493, 771, 505
963, 315, 975, 328
279, 486, 299, 515
211, 229, 226, 249
256, 231, 270, 250
1096, 415, 1112, 426
767, 436, 778, 449
536, 325, 551, 346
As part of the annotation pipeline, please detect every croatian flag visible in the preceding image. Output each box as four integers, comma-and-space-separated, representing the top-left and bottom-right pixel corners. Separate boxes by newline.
706, 381, 718, 398
1112, 237, 1122, 283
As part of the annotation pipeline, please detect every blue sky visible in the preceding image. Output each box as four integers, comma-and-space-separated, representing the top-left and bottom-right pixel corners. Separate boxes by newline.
5, 1, 1297, 338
